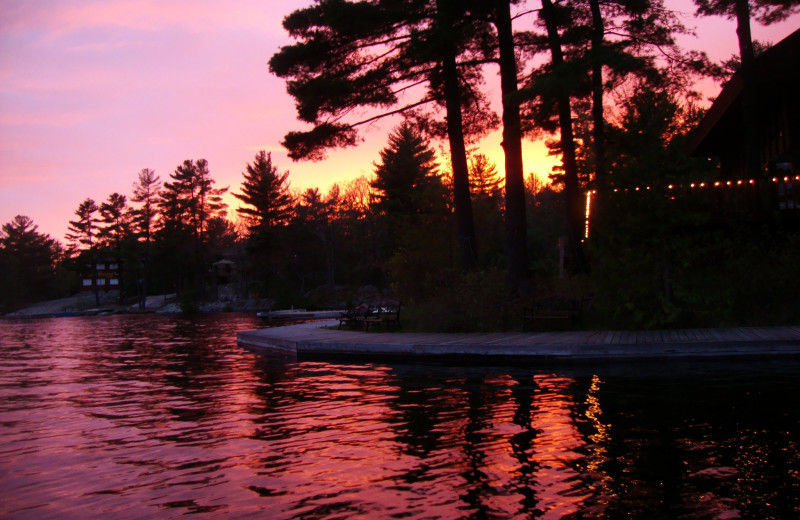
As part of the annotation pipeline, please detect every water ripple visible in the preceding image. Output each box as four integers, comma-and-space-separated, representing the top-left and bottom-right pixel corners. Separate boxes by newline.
2, 315, 800, 518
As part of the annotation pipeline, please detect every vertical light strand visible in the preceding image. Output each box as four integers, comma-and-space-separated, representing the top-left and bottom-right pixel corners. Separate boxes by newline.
584, 190, 592, 240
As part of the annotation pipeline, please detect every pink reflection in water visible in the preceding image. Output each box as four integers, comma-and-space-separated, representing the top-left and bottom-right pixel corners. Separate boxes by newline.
2, 315, 799, 518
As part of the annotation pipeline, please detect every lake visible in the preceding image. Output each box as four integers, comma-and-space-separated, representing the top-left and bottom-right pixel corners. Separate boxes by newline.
1, 313, 799, 519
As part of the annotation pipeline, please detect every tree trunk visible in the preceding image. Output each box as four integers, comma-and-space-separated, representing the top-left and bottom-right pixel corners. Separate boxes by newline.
588, 0, 606, 256
139, 256, 148, 310
493, 0, 529, 295
588, 0, 606, 190
436, 0, 478, 271
90, 249, 100, 306
735, 0, 761, 178
540, 0, 585, 272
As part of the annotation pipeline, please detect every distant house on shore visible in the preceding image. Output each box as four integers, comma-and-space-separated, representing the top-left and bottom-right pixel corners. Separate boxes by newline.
688, 27, 800, 179
82, 258, 119, 293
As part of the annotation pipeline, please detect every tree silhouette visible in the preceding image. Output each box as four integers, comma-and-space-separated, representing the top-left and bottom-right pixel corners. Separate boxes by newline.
537, 0, 586, 272
269, 0, 496, 271
234, 151, 294, 236
97, 193, 130, 302
521, 0, 703, 272
234, 150, 295, 298
98, 193, 130, 250
130, 168, 161, 309
468, 153, 505, 268
485, 0, 529, 293
158, 159, 228, 298
130, 168, 161, 245
66, 198, 100, 305
290, 187, 338, 289
0, 215, 62, 311
468, 154, 503, 198
371, 122, 442, 220
373, 123, 453, 300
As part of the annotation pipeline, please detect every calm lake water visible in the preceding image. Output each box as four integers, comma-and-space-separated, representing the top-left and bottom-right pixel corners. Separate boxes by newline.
1, 314, 799, 519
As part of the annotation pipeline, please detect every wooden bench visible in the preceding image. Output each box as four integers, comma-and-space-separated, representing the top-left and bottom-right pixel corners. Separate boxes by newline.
522, 295, 591, 331
364, 300, 401, 331
338, 304, 371, 329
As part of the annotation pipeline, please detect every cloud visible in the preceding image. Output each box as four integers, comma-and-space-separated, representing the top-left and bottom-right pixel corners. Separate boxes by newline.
5, 0, 794, 242
0, 0, 292, 41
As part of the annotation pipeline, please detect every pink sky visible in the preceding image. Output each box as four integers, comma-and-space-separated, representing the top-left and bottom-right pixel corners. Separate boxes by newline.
1, 0, 798, 241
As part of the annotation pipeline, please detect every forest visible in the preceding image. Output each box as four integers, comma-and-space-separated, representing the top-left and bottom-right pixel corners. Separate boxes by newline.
2, 0, 799, 330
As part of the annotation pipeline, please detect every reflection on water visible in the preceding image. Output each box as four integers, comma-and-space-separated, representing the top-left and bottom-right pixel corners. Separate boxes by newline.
1, 314, 799, 519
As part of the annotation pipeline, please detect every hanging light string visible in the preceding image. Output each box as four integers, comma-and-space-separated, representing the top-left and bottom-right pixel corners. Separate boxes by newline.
597, 175, 800, 194
582, 175, 800, 239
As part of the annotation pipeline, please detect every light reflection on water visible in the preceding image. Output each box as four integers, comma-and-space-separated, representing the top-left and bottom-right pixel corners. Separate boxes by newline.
1, 314, 799, 519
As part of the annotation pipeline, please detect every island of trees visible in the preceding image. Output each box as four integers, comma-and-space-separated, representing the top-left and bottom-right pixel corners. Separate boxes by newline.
2, 0, 798, 330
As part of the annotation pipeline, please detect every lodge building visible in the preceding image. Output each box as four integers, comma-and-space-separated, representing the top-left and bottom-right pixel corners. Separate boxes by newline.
687, 27, 800, 179
678, 27, 800, 222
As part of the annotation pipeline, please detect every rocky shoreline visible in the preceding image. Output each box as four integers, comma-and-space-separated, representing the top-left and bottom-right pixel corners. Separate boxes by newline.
3, 283, 392, 319
2, 290, 273, 318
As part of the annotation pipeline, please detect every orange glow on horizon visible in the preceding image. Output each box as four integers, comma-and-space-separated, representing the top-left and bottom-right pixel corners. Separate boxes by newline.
285, 129, 559, 195
3, 0, 799, 241
225, 128, 558, 218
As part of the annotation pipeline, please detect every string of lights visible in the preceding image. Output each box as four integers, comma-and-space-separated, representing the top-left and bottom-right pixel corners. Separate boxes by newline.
583, 175, 800, 239
598, 175, 800, 194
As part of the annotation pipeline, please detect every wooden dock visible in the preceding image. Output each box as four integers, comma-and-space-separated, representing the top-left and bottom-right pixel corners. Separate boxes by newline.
237, 321, 800, 362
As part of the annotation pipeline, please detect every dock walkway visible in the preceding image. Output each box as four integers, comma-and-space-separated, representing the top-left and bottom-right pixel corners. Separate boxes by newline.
237, 321, 800, 362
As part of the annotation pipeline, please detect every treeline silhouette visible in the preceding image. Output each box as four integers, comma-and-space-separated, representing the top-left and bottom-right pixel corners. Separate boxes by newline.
0, 122, 559, 317
3, 0, 799, 329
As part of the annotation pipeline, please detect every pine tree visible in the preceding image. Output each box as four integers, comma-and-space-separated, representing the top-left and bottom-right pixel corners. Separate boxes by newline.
369, 121, 448, 279
0, 215, 62, 310
521, 0, 702, 272
98, 193, 130, 251
233, 151, 295, 298
487, 0, 529, 293
159, 159, 228, 243
129, 168, 161, 308
96, 193, 130, 302
157, 159, 228, 299
269, 0, 493, 270
66, 198, 101, 305
130, 168, 161, 245
469, 154, 503, 198
66, 198, 100, 253
371, 122, 442, 219
234, 151, 294, 236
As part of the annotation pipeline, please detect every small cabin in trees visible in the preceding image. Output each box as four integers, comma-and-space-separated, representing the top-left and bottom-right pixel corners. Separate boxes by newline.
81, 257, 119, 292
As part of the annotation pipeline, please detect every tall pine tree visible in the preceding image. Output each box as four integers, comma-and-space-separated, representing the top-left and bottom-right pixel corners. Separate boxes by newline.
130, 168, 161, 309
269, 0, 497, 270
66, 198, 101, 305
158, 159, 228, 299
0, 216, 62, 311
234, 151, 294, 236
233, 150, 295, 298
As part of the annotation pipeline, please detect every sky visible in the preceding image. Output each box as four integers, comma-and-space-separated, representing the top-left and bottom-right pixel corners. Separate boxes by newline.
1, 0, 798, 241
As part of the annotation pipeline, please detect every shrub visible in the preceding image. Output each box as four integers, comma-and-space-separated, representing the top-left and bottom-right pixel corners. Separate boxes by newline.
399, 269, 514, 332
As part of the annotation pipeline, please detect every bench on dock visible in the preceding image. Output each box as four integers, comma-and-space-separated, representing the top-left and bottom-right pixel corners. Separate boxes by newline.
338, 304, 371, 329
523, 295, 591, 331
364, 300, 401, 331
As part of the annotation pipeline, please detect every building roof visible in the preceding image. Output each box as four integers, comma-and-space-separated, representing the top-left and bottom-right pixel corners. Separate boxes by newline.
687, 27, 800, 157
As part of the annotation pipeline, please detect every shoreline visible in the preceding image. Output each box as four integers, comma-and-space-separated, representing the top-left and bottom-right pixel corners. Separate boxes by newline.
237, 320, 800, 363
1, 292, 273, 319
